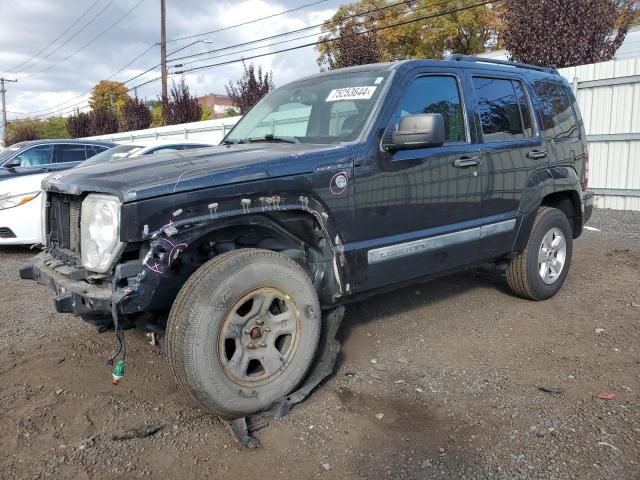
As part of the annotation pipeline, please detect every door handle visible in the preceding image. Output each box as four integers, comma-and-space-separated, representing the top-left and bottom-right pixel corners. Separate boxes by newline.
527, 150, 548, 160
453, 156, 482, 168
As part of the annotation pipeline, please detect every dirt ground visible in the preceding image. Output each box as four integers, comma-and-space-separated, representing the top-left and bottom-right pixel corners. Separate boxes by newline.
1, 208, 639, 480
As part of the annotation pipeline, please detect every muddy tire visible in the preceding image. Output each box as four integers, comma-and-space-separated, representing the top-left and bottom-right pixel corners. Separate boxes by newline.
166, 249, 321, 419
506, 207, 573, 301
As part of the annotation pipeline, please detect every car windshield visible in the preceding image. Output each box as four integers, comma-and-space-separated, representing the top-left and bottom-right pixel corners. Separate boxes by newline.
225, 70, 390, 145
0, 144, 25, 165
79, 144, 144, 167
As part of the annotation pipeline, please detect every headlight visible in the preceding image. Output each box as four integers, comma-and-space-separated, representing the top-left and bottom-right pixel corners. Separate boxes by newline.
0, 191, 40, 210
81, 194, 124, 273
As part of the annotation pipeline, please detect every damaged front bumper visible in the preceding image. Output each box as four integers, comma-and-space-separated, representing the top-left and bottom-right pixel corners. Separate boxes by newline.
20, 253, 113, 315
20, 252, 152, 318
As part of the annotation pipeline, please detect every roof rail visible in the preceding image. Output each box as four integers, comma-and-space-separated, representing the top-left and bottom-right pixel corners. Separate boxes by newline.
446, 54, 559, 75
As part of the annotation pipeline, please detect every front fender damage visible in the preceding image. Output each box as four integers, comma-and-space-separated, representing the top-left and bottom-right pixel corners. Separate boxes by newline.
111, 192, 347, 318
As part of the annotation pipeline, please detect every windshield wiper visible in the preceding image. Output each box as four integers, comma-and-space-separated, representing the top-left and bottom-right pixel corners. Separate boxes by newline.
247, 134, 300, 144
222, 139, 245, 145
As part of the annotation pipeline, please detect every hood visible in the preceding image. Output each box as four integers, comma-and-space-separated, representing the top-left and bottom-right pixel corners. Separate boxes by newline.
43, 143, 354, 202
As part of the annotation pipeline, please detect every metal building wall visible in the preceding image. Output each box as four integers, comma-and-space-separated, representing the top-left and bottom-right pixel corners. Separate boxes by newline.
560, 58, 640, 211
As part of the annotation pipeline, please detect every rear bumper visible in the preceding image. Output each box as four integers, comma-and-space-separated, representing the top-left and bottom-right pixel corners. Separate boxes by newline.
20, 253, 112, 316
582, 191, 595, 225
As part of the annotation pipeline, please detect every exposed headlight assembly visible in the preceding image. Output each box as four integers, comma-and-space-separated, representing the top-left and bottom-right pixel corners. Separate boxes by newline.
81, 194, 124, 273
0, 191, 40, 210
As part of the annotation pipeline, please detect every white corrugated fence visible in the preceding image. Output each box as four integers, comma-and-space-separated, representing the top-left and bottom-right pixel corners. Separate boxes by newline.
559, 58, 640, 211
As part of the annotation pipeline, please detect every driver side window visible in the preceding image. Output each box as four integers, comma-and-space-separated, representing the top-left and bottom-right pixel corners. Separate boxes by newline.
385, 75, 466, 145
13, 145, 54, 167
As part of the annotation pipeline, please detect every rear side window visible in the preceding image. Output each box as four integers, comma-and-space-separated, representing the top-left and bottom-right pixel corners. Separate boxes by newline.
473, 77, 534, 142
533, 81, 579, 139
86, 145, 108, 157
55, 144, 87, 163
387, 75, 467, 144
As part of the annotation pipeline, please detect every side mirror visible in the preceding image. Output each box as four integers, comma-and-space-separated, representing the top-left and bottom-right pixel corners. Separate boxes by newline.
3, 159, 20, 168
387, 113, 445, 151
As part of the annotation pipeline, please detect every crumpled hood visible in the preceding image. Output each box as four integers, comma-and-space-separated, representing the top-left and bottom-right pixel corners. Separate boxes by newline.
42, 143, 354, 202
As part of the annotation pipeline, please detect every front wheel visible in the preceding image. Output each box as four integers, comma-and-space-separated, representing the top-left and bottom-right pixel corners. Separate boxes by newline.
166, 249, 321, 419
506, 207, 573, 301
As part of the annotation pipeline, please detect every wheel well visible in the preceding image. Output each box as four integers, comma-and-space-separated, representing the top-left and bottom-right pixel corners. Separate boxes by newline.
540, 191, 581, 237
176, 212, 341, 305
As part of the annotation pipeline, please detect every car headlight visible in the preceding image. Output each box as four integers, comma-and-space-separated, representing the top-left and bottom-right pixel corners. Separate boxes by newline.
0, 191, 40, 210
81, 194, 124, 273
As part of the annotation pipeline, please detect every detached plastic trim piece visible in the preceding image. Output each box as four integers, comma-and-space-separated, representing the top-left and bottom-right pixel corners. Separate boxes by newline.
223, 306, 346, 448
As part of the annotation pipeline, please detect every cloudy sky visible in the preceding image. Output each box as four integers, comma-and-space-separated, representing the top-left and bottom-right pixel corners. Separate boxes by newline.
0, 0, 343, 121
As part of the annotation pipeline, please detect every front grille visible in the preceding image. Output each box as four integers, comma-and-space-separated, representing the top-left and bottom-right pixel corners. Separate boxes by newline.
0, 227, 16, 238
47, 193, 81, 254
69, 200, 81, 252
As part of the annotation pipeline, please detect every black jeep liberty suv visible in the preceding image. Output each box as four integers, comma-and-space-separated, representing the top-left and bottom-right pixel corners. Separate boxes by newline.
22, 56, 594, 419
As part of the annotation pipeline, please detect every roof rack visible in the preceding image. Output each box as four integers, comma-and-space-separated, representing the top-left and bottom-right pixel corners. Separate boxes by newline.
446, 54, 559, 75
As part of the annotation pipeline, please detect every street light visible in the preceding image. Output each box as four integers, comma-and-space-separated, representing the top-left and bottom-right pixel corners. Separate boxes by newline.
167, 39, 213, 58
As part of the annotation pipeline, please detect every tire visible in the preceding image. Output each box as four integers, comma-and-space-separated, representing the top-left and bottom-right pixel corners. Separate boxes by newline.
506, 207, 573, 301
166, 248, 321, 419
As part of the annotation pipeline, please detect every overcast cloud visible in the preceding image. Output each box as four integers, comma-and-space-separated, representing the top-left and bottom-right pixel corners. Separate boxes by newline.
0, 0, 341, 120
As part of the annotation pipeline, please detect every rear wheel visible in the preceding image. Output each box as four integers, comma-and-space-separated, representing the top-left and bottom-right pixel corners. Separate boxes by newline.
166, 249, 321, 419
506, 207, 573, 301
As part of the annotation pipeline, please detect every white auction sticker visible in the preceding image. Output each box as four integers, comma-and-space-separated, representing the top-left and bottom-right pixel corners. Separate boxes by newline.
326, 86, 377, 102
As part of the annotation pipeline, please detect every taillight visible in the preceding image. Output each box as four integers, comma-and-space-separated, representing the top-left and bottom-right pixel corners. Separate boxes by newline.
581, 144, 589, 191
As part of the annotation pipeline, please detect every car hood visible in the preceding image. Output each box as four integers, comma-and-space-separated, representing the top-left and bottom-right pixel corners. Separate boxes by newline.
42, 143, 354, 202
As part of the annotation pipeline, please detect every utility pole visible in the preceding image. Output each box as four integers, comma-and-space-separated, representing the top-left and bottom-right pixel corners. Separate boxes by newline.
1, 77, 18, 147
160, 0, 167, 125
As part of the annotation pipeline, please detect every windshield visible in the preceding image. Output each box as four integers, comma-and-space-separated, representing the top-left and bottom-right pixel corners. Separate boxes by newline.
80, 144, 143, 167
225, 71, 390, 144
0, 144, 25, 165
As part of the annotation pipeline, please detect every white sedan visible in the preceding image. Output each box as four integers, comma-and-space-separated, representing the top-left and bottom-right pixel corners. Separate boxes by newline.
0, 140, 214, 245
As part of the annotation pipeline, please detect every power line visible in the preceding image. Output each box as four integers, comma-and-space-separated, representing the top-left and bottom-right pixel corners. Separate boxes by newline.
5, 0, 105, 74
26, 44, 159, 115
19, 0, 349, 117
22, 0, 406, 117
27, 0, 496, 119
176, 0, 498, 75
169, 0, 330, 43
15, 0, 116, 75
172, 0, 456, 68
20, 0, 148, 80
170, 0, 421, 64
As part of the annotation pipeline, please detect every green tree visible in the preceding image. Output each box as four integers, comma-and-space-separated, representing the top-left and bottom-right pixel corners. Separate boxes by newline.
200, 104, 212, 121
317, 0, 502, 67
150, 105, 163, 127
89, 80, 130, 112
6, 120, 39, 145
37, 116, 69, 139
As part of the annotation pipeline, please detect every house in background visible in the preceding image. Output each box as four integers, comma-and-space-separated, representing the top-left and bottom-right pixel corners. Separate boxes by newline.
197, 94, 237, 119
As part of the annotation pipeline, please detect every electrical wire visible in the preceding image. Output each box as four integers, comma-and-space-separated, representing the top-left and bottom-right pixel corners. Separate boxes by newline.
27, 0, 498, 119
20, 0, 149, 80
176, 0, 498, 75
168, 0, 330, 43
21, 0, 411, 117
15, 0, 117, 75
5, 0, 106, 74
